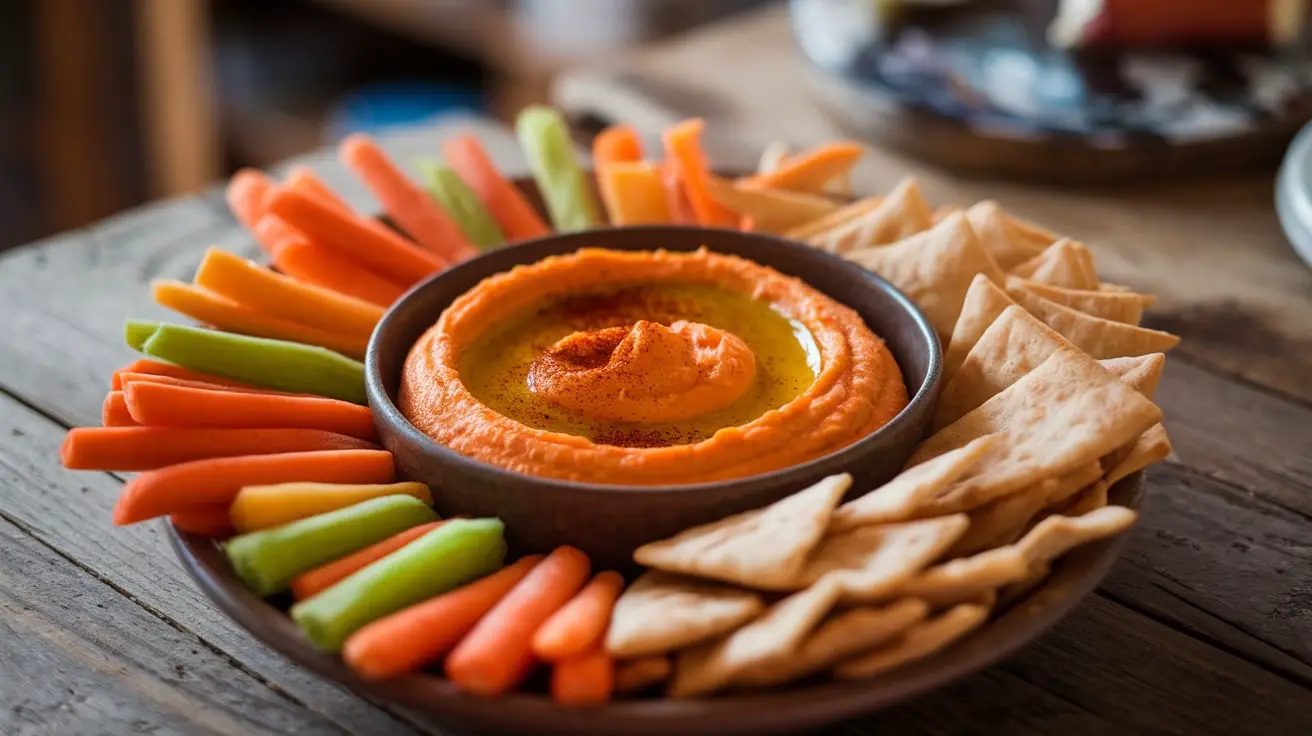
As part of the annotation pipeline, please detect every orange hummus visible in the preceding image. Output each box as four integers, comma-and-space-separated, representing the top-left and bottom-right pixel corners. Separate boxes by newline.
398, 248, 908, 485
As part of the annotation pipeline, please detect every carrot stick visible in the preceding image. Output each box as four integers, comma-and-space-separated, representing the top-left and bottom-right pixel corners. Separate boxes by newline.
291, 520, 449, 601
271, 239, 407, 308
116, 372, 292, 397
339, 133, 477, 262
113, 449, 395, 525
660, 158, 696, 225
740, 215, 757, 232
111, 359, 259, 391
170, 507, 235, 539
445, 546, 591, 696
194, 248, 383, 339
122, 381, 377, 440
591, 125, 643, 169
267, 188, 445, 286
551, 648, 614, 706
596, 162, 670, 226
230, 481, 432, 534
441, 134, 550, 241
736, 142, 864, 195
343, 555, 542, 679
250, 213, 304, 258
284, 166, 352, 212
532, 571, 624, 662
101, 392, 138, 427
60, 427, 380, 471
661, 119, 738, 228
227, 168, 275, 231
152, 281, 371, 360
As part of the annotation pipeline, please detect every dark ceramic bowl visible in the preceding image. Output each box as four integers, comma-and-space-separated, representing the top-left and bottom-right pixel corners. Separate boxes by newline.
364, 226, 942, 570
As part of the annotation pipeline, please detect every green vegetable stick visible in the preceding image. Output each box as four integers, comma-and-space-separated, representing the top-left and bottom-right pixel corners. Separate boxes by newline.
125, 320, 367, 404
291, 517, 507, 651
419, 163, 506, 250
225, 495, 438, 597
515, 106, 601, 232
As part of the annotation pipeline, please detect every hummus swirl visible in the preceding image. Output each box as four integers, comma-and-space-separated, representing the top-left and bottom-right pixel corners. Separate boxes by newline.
399, 248, 908, 485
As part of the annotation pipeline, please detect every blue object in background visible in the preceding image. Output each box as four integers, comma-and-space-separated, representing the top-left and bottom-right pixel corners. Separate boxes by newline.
326, 81, 484, 139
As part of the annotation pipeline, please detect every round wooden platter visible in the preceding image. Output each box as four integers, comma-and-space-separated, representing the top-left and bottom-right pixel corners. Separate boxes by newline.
789, 0, 1312, 184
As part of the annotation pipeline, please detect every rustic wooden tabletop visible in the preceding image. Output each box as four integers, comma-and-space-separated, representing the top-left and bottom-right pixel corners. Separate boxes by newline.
4, 8, 1312, 734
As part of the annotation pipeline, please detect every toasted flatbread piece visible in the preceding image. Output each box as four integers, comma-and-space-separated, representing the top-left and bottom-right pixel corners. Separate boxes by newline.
1099, 354, 1166, 399
1006, 284, 1181, 358
614, 656, 673, 693
1104, 423, 1172, 486
965, 201, 1055, 269
942, 275, 1018, 383
833, 603, 990, 679
947, 461, 1102, 558
606, 571, 765, 658
792, 515, 970, 600
997, 562, 1052, 607
785, 196, 884, 241
1061, 480, 1110, 517
738, 599, 930, 687
830, 435, 997, 530
910, 348, 1163, 514
1010, 277, 1154, 325
847, 213, 1005, 339
634, 474, 850, 588
703, 176, 839, 234
809, 178, 934, 253
669, 578, 841, 698
1010, 239, 1099, 290
933, 203, 963, 223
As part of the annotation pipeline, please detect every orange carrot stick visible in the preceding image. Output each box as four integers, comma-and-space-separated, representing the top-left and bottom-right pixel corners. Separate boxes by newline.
740, 215, 757, 232
291, 520, 447, 601
122, 382, 376, 440
267, 188, 445, 286
271, 239, 407, 308
284, 166, 352, 212
111, 359, 262, 392
591, 125, 643, 169
116, 372, 292, 397
227, 168, 275, 231
445, 546, 591, 696
441, 134, 550, 242
596, 162, 670, 226
551, 648, 614, 706
114, 449, 395, 524
194, 248, 382, 339
343, 556, 542, 679
101, 391, 138, 427
660, 158, 696, 225
339, 134, 477, 262
170, 507, 236, 539
60, 427, 379, 472
531, 571, 624, 662
249, 213, 304, 258
661, 119, 738, 228
152, 280, 370, 359
736, 142, 864, 195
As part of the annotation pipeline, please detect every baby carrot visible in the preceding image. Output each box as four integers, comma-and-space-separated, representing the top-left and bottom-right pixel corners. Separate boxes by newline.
440, 134, 549, 241
660, 158, 696, 225
516, 106, 602, 232
101, 391, 138, 427
591, 124, 643, 169
445, 546, 591, 696
418, 163, 506, 250
122, 382, 377, 440
551, 648, 614, 707
230, 482, 432, 534
339, 133, 477, 262
343, 555, 542, 679
596, 162, 670, 226
227, 168, 274, 231
661, 118, 739, 228
113, 449, 395, 524
531, 571, 624, 662
194, 248, 383, 339
736, 141, 864, 195
267, 188, 445, 286
153, 281, 370, 359
291, 520, 450, 601
116, 372, 290, 397
170, 507, 236, 539
284, 166, 352, 212
60, 427, 379, 472
111, 359, 259, 391
271, 239, 406, 308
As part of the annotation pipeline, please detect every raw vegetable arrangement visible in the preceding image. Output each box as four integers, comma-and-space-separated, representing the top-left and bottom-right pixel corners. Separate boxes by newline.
58, 104, 1178, 704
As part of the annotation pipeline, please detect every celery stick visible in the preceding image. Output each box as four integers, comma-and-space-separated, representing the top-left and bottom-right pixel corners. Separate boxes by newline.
291, 517, 506, 651
515, 106, 601, 232
419, 163, 505, 250
225, 495, 438, 597
129, 321, 366, 404
125, 319, 160, 351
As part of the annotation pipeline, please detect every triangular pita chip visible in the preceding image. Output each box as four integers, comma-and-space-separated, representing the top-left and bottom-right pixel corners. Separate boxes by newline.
933, 204, 963, 223
757, 141, 790, 174
1009, 239, 1099, 290
1009, 277, 1154, 325
606, 571, 765, 658
997, 562, 1051, 607
1104, 423, 1172, 486
808, 178, 934, 253
669, 578, 841, 698
946, 461, 1101, 558
615, 656, 673, 694
942, 275, 1017, 383
1098, 354, 1165, 399
703, 176, 839, 234
833, 603, 990, 679
846, 212, 1005, 339
830, 435, 997, 530
965, 201, 1055, 269
785, 196, 883, 241
909, 348, 1163, 514
1060, 480, 1109, 517
634, 474, 850, 588
1006, 283, 1180, 358
791, 515, 970, 600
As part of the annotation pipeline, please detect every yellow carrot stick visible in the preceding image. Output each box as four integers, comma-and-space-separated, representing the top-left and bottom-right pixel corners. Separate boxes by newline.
596, 162, 671, 226
230, 481, 433, 534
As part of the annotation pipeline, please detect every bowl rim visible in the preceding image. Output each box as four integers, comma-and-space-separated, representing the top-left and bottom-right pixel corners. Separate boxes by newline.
364, 224, 944, 493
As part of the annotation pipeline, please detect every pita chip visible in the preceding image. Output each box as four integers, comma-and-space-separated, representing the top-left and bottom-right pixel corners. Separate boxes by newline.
1100, 353, 1166, 399
634, 474, 850, 588
1100, 281, 1135, 293
846, 212, 1005, 339
1009, 239, 1100, 290
1061, 480, 1110, 517
615, 656, 673, 693
1104, 423, 1173, 486
933, 203, 963, 223
830, 435, 997, 530
965, 200, 1055, 269
702, 176, 839, 234
808, 178, 934, 253
785, 195, 883, 241
833, 603, 990, 679
942, 275, 1018, 383
791, 515, 971, 600
1006, 283, 1181, 358
946, 461, 1102, 558
910, 348, 1163, 514
606, 571, 765, 658
1010, 277, 1154, 325
997, 562, 1052, 607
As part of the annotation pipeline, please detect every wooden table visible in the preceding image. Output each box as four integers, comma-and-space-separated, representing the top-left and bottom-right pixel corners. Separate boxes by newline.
2, 104, 1312, 736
